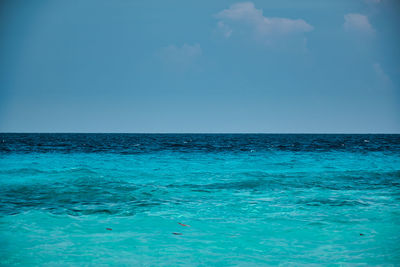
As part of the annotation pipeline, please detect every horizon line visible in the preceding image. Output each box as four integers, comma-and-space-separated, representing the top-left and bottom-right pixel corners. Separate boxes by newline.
1, 132, 399, 135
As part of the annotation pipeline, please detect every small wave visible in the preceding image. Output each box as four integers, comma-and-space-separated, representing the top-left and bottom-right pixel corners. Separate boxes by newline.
0, 167, 99, 177
297, 198, 369, 207
0, 168, 45, 175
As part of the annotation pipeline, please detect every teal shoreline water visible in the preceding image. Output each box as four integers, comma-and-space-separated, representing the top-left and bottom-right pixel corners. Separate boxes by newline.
0, 134, 399, 265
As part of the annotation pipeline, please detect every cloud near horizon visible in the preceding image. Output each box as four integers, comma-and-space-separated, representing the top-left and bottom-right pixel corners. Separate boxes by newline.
215, 2, 313, 43
344, 13, 375, 35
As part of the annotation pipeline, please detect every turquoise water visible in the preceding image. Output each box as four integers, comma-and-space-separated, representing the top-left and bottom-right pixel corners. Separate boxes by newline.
0, 134, 399, 265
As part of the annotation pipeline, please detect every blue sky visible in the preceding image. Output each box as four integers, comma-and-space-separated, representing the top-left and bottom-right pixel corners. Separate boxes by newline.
0, 0, 399, 133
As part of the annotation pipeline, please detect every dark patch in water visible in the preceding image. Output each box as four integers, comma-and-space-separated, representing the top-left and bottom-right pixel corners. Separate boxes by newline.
0, 180, 162, 216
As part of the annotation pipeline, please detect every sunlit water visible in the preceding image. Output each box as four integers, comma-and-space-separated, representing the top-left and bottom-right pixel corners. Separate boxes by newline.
1, 134, 399, 265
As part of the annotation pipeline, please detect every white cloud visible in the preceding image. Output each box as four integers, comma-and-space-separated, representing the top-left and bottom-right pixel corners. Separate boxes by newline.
158, 43, 202, 71
364, 0, 382, 4
215, 2, 313, 41
217, 21, 233, 38
373, 63, 391, 83
344, 13, 375, 34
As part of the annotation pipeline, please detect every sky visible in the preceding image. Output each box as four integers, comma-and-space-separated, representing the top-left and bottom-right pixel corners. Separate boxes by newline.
0, 0, 399, 133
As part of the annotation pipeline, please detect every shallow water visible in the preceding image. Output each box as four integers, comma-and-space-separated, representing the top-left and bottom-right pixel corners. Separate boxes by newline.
0, 134, 399, 265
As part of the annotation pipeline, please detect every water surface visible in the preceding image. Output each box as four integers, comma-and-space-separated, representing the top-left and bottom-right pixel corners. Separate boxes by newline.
1, 134, 399, 265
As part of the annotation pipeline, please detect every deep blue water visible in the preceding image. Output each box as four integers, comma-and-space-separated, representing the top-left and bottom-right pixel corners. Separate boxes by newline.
0, 134, 399, 265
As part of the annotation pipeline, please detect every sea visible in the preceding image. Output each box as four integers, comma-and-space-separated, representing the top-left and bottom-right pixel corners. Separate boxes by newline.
0, 133, 399, 266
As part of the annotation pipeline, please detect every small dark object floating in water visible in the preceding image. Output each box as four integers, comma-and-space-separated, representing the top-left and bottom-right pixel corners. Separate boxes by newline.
172, 232, 182, 235
360, 233, 364, 236
178, 222, 189, 227
106, 228, 112, 231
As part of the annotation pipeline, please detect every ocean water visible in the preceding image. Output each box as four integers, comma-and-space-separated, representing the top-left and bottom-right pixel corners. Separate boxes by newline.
0, 134, 399, 266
